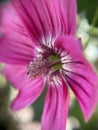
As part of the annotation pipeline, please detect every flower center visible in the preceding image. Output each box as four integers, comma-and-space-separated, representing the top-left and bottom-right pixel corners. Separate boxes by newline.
27, 52, 62, 78
27, 53, 62, 77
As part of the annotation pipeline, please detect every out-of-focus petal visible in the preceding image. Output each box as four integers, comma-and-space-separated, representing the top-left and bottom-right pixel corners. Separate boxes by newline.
11, 0, 77, 44
54, 35, 98, 121
0, 3, 36, 64
41, 80, 70, 130
58, 0, 77, 34
0, 35, 35, 64
3, 65, 45, 110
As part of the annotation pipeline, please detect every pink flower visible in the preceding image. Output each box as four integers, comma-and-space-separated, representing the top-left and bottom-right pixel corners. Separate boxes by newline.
0, 0, 98, 130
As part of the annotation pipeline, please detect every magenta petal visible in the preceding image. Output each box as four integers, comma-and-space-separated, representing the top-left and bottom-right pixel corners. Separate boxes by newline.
11, 0, 77, 43
3, 65, 45, 110
54, 36, 98, 121
41, 80, 70, 130
67, 71, 98, 122
58, 0, 77, 34
0, 3, 36, 64
0, 35, 36, 64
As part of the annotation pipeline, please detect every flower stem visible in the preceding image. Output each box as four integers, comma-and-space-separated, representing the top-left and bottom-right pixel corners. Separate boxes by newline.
88, 27, 98, 37
84, 7, 98, 49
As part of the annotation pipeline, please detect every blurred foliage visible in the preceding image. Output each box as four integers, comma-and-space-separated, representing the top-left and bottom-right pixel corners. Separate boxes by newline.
77, 0, 98, 26
0, 0, 8, 2
0, 74, 19, 130
32, 89, 46, 121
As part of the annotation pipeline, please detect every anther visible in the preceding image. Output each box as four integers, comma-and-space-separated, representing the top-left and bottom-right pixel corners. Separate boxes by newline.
27, 57, 50, 78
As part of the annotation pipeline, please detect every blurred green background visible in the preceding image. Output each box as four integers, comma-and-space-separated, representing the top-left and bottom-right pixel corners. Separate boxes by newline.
0, 0, 98, 130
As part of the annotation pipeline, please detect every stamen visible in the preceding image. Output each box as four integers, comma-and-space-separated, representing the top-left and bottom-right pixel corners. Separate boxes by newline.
27, 57, 50, 78
27, 45, 74, 79
27, 50, 63, 78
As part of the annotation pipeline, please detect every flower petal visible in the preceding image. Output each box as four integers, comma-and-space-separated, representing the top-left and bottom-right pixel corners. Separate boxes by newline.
3, 65, 45, 110
0, 3, 36, 64
54, 35, 98, 121
41, 80, 70, 130
11, 0, 77, 44
58, 0, 77, 34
